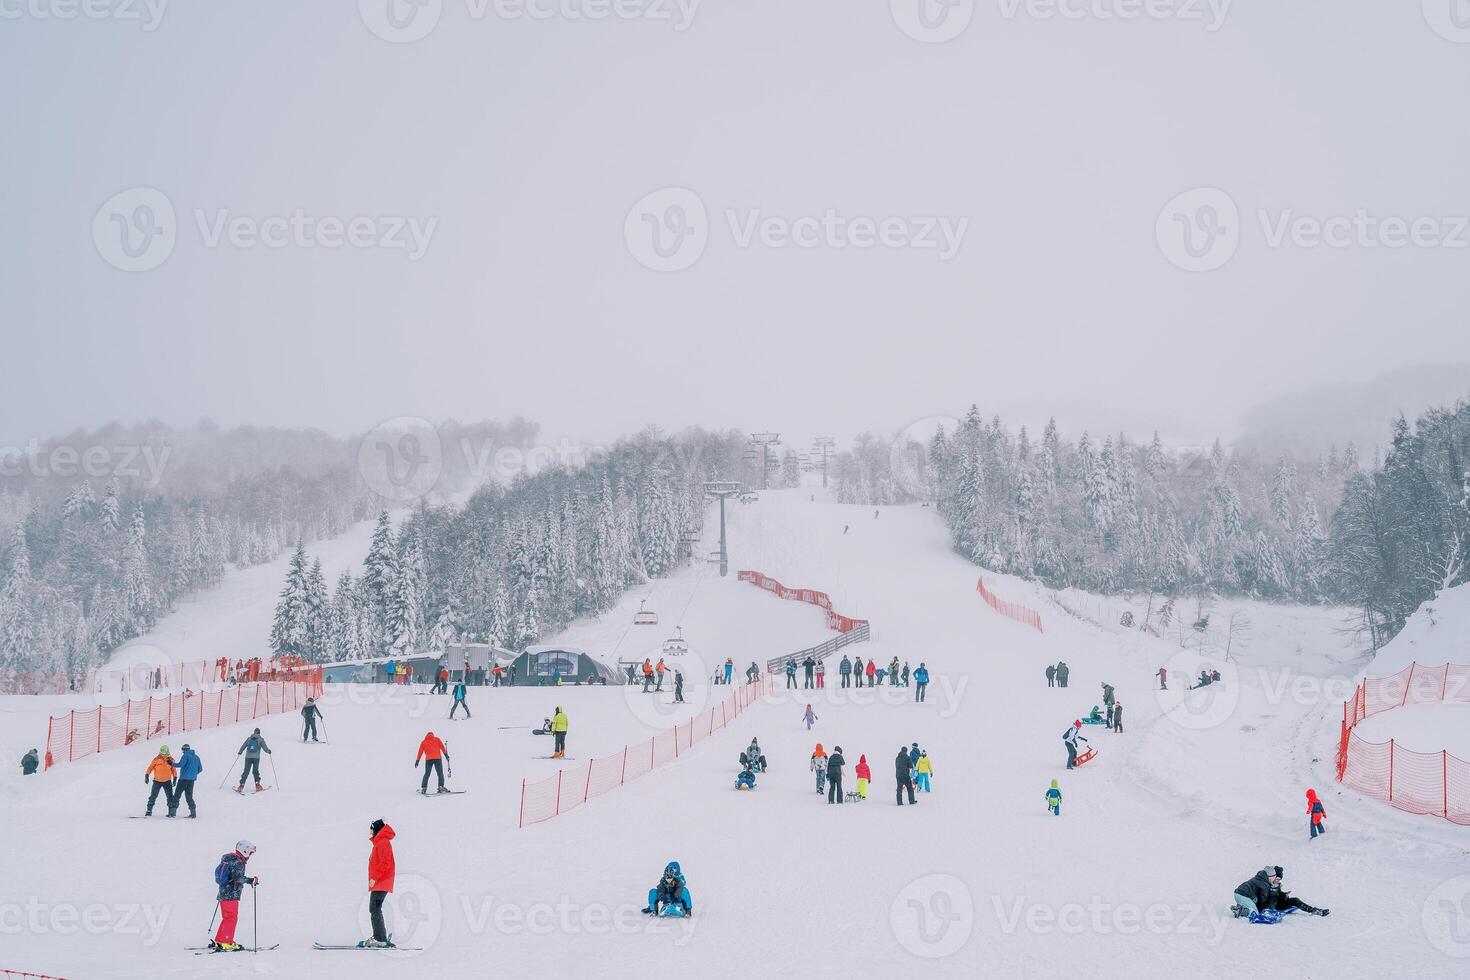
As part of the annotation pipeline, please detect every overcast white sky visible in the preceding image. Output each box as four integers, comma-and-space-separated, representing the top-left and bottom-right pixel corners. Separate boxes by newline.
2, 1, 1467, 454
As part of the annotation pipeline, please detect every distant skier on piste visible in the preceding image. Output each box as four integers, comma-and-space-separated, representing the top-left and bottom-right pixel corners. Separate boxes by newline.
362, 819, 396, 947
144, 745, 177, 817
210, 840, 258, 952
415, 731, 451, 793
551, 706, 568, 758
175, 743, 203, 818
449, 680, 470, 719
1231, 865, 1329, 921
236, 729, 271, 793
301, 697, 323, 742
642, 861, 692, 917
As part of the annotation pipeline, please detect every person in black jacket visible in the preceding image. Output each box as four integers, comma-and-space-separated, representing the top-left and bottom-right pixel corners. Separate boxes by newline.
1231, 866, 1329, 918
826, 746, 845, 804
895, 746, 917, 805
802, 656, 815, 689
1055, 661, 1069, 688
20, 748, 40, 775
301, 697, 324, 742
1045, 664, 1056, 687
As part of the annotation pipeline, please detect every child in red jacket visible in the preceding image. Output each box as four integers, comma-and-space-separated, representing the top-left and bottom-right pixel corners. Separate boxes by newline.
855, 755, 871, 799
1306, 788, 1327, 839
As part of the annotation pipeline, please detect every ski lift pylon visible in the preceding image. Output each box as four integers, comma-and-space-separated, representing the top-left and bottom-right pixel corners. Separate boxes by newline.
633, 600, 658, 626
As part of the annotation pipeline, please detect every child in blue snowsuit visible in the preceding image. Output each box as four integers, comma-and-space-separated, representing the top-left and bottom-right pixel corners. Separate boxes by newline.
1045, 779, 1062, 815
645, 862, 693, 916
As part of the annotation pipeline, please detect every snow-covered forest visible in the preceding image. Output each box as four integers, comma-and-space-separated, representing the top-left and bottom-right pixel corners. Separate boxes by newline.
268, 428, 748, 663
0, 418, 540, 679
830, 401, 1470, 645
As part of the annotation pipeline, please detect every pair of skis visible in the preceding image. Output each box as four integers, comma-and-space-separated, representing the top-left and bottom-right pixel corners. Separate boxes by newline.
187, 942, 422, 953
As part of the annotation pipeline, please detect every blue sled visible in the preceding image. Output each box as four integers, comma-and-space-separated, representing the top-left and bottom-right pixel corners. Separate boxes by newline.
647, 887, 693, 917
1248, 908, 1296, 925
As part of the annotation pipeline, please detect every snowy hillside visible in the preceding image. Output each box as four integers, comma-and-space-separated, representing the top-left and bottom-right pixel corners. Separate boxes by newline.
4, 489, 1469, 979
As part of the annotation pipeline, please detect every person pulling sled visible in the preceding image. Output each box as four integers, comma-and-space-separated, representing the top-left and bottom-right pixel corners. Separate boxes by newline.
643, 861, 693, 917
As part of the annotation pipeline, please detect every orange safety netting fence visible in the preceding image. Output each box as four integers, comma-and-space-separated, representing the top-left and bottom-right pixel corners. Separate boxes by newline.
975, 576, 1044, 632
43, 667, 324, 770
88, 656, 311, 694
1335, 661, 1470, 825
737, 570, 868, 633
519, 675, 773, 828
3, 971, 69, 979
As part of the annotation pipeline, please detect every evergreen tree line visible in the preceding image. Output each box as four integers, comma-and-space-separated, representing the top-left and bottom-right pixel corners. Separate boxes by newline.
0, 417, 540, 679
834, 407, 1366, 602
1328, 401, 1470, 646
270, 428, 749, 663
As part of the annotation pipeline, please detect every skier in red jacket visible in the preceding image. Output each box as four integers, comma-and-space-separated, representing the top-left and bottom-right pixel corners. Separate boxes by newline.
415, 732, 450, 794
362, 819, 396, 948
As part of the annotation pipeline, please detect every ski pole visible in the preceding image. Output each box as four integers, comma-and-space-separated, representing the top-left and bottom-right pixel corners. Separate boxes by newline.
319, 718, 328, 744
252, 882, 258, 953
269, 754, 281, 790
207, 901, 218, 936
218, 757, 239, 790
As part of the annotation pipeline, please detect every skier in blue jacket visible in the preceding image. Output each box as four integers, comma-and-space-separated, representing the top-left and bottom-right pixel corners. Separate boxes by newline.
174, 744, 203, 818
643, 861, 693, 916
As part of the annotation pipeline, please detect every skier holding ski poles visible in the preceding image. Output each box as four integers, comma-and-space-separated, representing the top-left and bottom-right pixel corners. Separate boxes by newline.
236, 729, 272, 793
415, 732, 451, 794
449, 680, 470, 719
143, 746, 177, 817
301, 698, 323, 742
210, 840, 258, 952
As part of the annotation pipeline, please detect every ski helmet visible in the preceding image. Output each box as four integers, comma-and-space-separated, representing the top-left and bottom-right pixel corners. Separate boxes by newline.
160, 745, 170, 755
236, 840, 257, 857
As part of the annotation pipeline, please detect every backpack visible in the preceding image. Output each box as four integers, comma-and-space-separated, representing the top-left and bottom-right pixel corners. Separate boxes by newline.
214, 856, 232, 888
1061, 727, 1074, 742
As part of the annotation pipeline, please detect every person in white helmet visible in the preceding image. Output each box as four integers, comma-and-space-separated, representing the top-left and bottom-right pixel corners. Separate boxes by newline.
210, 840, 259, 951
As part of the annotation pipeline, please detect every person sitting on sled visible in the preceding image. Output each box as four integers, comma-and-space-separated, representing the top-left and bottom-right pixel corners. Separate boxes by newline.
644, 861, 693, 916
1086, 705, 1104, 724
740, 738, 767, 773
735, 764, 757, 790
1231, 865, 1329, 919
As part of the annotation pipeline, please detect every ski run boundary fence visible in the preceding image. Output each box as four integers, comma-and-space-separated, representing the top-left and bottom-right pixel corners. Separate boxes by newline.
975, 576, 1044, 633
43, 667, 324, 770
3, 970, 69, 979
1336, 661, 1470, 825
519, 675, 774, 828
736, 569, 869, 632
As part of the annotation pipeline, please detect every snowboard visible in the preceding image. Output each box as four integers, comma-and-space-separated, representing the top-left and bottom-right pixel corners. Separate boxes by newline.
189, 944, 279, 953
313, 942, 422, 950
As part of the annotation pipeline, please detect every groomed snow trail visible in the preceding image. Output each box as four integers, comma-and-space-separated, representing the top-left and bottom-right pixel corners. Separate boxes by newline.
1, 488, 1464, 979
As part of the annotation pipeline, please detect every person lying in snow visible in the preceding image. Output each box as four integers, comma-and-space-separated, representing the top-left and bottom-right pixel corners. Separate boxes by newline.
643, 861, 693, 916
1231, 866, 1329, 918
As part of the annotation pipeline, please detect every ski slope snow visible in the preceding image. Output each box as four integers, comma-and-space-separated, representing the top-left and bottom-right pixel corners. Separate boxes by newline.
3, 488, 1468, 979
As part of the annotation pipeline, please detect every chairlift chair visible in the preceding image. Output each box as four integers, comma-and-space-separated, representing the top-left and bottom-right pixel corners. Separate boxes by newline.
634, 600, 658, 626
662, 627, 689, 658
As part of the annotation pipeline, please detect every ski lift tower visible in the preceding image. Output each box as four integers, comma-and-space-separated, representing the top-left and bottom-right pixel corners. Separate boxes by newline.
748, 432, 781, 490
703, 480, 743, 577
812, 436, 836, 488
